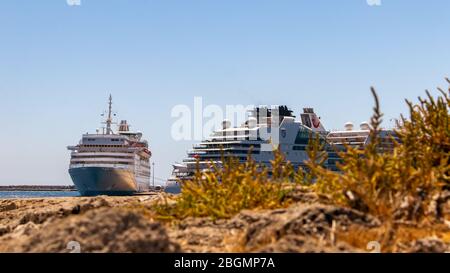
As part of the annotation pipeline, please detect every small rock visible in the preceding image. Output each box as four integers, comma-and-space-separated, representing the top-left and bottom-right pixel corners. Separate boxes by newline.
401, 237, 450, 253
0, 202, 18, 212
0, 225, 11, 236
242, 203, 379, 250
256, 235, 358, 253
12, 222, 39, 237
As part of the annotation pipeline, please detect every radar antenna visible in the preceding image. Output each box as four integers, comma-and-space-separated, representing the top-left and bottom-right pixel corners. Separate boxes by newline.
105, 95, 113, 134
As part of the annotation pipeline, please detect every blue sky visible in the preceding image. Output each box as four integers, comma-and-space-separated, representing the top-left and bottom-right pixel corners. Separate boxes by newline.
1, 0, 449, 185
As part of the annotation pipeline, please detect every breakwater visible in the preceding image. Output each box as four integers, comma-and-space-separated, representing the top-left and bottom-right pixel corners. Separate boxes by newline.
0, 185, 76, 192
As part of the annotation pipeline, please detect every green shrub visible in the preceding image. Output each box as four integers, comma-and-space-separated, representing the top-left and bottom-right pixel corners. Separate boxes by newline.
308, 82, 449, 222
155, 150, 300, 220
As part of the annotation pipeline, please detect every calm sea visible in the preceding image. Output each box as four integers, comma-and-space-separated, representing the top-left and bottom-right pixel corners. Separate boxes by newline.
0, 191, 80, 199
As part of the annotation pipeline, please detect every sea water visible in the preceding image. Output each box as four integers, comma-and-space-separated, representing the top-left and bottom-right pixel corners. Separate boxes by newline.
0, 191, 80, 199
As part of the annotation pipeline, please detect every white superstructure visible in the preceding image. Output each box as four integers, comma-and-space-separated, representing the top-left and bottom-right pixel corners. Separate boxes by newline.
67, 96, 152, 196
165, 106, 329, 193
327, 121, 397, 151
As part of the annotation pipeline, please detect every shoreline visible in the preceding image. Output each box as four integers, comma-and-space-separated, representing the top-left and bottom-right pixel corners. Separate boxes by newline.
0, 185, 77, 192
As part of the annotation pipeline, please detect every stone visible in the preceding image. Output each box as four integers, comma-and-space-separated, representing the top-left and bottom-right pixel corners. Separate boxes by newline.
401, 237, 450, 253
240, 203, 380, 250
0, 207, 180, 253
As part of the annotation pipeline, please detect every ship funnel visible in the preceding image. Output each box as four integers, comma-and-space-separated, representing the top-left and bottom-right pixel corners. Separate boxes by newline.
119, 120, 130, 132
344, 122, 354, 131
300, 108, 326, 132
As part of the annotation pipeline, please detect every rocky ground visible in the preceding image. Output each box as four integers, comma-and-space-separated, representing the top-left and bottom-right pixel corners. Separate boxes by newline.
0, 191, 449, 253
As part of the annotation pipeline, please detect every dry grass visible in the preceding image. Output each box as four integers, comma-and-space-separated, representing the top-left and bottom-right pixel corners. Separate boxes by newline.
307, 83, 449, 223
154, 150, 301, 220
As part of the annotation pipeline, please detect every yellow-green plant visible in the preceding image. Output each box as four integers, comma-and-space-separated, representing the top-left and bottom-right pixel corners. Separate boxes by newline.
307, 82, 450, 221
155, 149, 298, 220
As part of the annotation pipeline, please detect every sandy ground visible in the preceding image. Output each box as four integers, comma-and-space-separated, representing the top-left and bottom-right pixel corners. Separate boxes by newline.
0, 192, 449, 253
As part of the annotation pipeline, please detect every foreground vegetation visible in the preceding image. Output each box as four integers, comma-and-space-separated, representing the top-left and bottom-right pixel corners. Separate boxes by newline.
155, 150, 300, 220
155, 80, 449, 250
308, 85, 449, 221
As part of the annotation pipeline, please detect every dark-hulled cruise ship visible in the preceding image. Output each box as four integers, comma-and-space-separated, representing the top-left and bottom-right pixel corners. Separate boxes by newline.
165, 105, 397, 193
165, 106, 328, 193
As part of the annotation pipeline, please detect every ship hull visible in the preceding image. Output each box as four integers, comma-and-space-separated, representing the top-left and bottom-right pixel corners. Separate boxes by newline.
69, 167, 138, 196
164, 180, 182, 194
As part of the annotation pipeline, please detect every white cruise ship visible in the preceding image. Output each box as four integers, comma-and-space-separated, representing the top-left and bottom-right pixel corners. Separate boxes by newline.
325, 121, 398, 171
327, 121, 396, 151
165, 106, 329, 193
165, 106, 397, 193
67, 96, 151, 196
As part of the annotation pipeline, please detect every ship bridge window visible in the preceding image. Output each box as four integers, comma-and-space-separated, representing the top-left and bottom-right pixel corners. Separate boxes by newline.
328, 152, 339, 158
293, 146, 306, 151
295, 130, 310, 145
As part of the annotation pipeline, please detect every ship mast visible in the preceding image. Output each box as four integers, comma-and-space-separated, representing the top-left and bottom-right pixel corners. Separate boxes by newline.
106, 94, 113, 135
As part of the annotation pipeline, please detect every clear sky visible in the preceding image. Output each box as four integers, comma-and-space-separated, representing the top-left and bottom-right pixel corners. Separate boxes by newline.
1, 0, 449, 185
